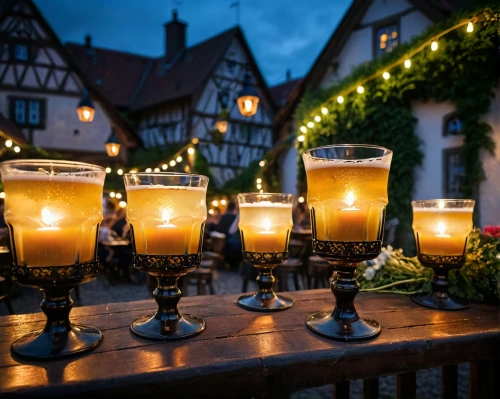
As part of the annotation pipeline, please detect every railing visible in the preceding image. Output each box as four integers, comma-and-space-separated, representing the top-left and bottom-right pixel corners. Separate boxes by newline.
0, 290, 498, 398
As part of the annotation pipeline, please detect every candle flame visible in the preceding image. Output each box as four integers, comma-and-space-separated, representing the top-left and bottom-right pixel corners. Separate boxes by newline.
244, 99, 253, 112
345, 192, 355, 208
437, 221, 446, 235
162, 209, 173, 224
262, 218, 272, 232
41, 208, 54, 227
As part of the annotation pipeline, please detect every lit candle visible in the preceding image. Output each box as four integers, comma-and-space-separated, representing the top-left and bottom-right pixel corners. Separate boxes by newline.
2, 171, 104, 267
238, 199, 293, 253
126, 185, 206, 255
412, 200, 473, 256
337, 191, 368, 241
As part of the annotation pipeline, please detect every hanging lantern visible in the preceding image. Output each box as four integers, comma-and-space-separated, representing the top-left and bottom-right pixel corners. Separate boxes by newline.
76, 90, 95, 123
215, 108, 229, 133
237, 71, 259, 117
105, 130, 121, 157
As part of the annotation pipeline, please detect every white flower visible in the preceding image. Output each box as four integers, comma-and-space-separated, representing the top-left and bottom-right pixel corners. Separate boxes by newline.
363, 266, 376, 281
372, 258, 382, 270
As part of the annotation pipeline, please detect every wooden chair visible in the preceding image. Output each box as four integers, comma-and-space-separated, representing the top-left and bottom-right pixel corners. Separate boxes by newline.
307, 255, 334, 289
274, 258, 303, 291
0, 275, 14, 315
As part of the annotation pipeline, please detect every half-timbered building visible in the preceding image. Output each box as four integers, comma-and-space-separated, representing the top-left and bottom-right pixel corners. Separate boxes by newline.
0, 0, 141, 166
68, 10, 276, 187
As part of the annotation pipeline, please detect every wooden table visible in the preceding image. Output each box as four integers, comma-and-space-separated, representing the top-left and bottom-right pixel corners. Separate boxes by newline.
0, 290, 498, 398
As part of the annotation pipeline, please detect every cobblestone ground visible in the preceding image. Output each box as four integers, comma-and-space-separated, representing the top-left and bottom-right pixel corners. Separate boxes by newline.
0, 267, 469, 399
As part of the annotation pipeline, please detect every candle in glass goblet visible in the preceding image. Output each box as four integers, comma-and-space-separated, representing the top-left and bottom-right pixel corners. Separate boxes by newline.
305, 160, 390, 241
412, 201, 473, 256
126, 185, 206, 255
2, 173, 103, 266
238, 201, 293, 252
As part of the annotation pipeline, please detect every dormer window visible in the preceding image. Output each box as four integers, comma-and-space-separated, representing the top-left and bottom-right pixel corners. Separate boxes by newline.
376, 24, 399, 56
14, 44, 29, 61
443, 112, 462, 136
9, 97, 46, 129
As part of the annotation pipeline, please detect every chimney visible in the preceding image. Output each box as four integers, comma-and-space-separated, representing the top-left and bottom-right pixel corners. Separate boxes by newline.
165, 9, 187, 60
84, 34, 92, 48
286, 69, 292, 81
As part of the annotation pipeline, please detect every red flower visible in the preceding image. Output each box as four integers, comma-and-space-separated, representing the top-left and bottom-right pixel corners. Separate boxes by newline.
482, 225, 500, 238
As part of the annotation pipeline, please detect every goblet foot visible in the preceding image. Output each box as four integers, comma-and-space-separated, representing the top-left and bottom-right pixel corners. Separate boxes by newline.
306, 311, 381, 341
411, 291, 469, 310
130, 313, 206, 340
11, 324, 102, 360
237, 293, 294, 311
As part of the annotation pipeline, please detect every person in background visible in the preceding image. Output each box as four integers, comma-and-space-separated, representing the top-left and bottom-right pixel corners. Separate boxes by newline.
112, 207, 130, 239
292, 201, 311, 231
213, 200, 242, 270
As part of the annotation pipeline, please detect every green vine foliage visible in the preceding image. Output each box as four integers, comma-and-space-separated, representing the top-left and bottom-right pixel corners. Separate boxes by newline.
295, 7, 500, 249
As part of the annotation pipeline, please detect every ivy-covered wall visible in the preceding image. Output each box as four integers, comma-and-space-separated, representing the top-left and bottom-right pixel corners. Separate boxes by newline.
294, 7, 500, 248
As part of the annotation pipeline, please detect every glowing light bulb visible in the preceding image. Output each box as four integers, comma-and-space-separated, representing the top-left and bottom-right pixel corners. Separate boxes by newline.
169, 160, 176, 167
116, 193, 122, 199
162, 164, 168, 170
220, 200, 227, 206
154, 168, 160, 172
256, 178, 262, 184
176, 156, 182, 162
300, 126, 307, 133
404, 59, 411, 69
431, 41, 438, 51
13, 146, 20, 153
256, 184, 262, 190
146, 168, 152, 173
117, 169, 123, 175
467, 22, 473, 33
191, 138, 199, 144
382, 71, 390, 80
321, 107, 328, 115
244, 99, 253, 112
298, 196, 304, 203
5, 140, 12, 148
119, 201, 127, 208
357, 86, 364, 94
314, 115, 321, 122
259, 160, 266, 167
212, 200, 219, 207
105, 167, 111, 173
188, 147, 195, 155
208, 209, 214, 215
110, 192, 116, 198
83, 109, 91, 120
297, 135, 305, 142
307, 122, 314, 128
337, 96, 344, 104
0, 192, 4, 199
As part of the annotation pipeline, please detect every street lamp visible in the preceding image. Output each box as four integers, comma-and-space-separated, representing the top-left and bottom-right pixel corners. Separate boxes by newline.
76, 89, 95, 123
105, 130, 120, 157
215, 108, 229, 133
237, 71, 259, 117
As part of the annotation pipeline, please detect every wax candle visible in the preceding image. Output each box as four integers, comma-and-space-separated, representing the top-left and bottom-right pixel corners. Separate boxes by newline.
2, 173, 103, 267
412, 203, 473, 256
337, 192, 368, 241
126, 186, 207, 255
238, 201, 293, 253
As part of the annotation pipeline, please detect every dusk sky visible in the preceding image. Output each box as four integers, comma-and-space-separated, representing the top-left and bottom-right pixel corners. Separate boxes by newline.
33, 0, 352, 86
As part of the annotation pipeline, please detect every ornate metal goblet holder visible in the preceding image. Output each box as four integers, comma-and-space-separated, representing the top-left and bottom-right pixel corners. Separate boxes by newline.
307, 237, 382, 341
9, 228, 102, 359
411, 253, 468, 310
237, 251, 294, 311
130, 227, 206, 340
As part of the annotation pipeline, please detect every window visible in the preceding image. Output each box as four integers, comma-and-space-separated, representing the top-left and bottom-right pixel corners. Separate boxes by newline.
9, 97, 46, 128
443, 113, 462, 136
227, 145, 239, 167
376, 24, 399, 56
443, 148, 465, 198
14, 44, 29, 61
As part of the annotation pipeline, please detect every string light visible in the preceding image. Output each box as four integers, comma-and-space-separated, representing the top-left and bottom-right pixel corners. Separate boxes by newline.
130, 170, 137, 174
321, 107, 328, 115
256, 178, 262, 184
146, 168, 152, 172
169, 160, 176, 167
220, 199, 227, 206
109, 192, 116, 198
0, 192, 4, 199
314, 115, 321, 122
307, 122, 314, 128
404, 59, 411, 68
176, 156, 182, 162
212, 200, 219, 207
191, 137, 199, 144
154, 167, 160, 172
357, 85, 365, 94
300, 126, 307, 133
105, 167, 111, 173
188, 147, 195, 155
256, 184, 262, 189
117, 168, 123, 175
116, 193, 123, 199
259, 160, 266, 167
337, 95, 344, 104
13, 146, 20, 153
431, 40, 438, 51
119, 201, 127, 208
298, 135, 305, 142
208, 209, 214, 215
5, 140, 12, 148
162, 164, 168, 170
467, 21, 473, 32
382, 71, 390, 80
298, 196, 305, 203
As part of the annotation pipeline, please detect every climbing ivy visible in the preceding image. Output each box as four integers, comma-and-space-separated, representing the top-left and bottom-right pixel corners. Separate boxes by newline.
294, 6, 500, 246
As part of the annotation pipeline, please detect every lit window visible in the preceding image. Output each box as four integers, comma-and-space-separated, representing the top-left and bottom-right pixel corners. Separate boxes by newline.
14, 44, 29, 61
377, 25, 398, 55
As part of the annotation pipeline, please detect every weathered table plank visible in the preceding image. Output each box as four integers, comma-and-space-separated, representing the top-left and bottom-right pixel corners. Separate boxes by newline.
0, 290, 498, 398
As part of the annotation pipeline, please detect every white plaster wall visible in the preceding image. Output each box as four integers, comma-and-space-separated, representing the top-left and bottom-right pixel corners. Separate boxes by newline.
401, 10, 433, 42
479, 87, 500, 228
0, 90, 112, 152
281, 144, 299, 196
412, 100, 463, 201
333, 27, 373, 83
361, 0, 413, 24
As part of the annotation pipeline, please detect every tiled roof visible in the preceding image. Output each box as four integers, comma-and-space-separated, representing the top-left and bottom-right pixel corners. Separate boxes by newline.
0, 113, 28, 145
131, 27, 238, 111
65, 44, 152, 109
269, 77, 303, 107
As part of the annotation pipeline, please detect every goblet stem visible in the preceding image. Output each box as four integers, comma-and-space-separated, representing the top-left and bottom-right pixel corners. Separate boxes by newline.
306, 262, 381, 341
238, 264, 294, 311
130, 272, 206, 340
11, 286, 102, 359
411, 263, 469, 310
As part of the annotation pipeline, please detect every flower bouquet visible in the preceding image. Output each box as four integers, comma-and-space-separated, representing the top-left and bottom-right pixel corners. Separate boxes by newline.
356, 227, 500, 304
